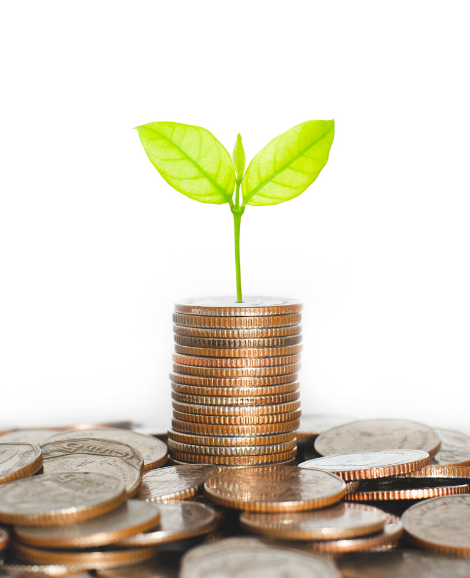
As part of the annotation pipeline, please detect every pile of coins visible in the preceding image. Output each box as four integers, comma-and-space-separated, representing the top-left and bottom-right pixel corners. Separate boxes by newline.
168, 297, 303, 466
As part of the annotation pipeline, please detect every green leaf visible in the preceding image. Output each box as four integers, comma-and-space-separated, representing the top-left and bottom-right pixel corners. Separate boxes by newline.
136, 122, 235, 204
241, 120, 335, 206
232, 134, 245, 181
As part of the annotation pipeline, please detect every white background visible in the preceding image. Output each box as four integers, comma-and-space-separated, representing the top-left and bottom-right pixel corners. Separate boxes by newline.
1, 1, 469, 431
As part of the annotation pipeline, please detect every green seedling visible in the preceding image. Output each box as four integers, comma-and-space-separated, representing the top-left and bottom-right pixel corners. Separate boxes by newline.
136, 120, 335, 302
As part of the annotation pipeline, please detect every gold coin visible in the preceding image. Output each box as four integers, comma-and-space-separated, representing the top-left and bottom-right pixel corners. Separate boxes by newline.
170, 449, 297, 465
400, 465, 470, 478
172, 409, 302, 425
174, 344, 303, 359
431, 428, 470, 466
13, 501, 161, 549
172, 362, 301, 377
0, 472, 126, 526
345, 477, 470, 501
171, 418, 300, 436
174, 334, 303, 348
0, 527, 9, 552
167, 429, 296, 447
174, 297, 303, 317
172, 400, 301, 417
173, 324, 302, 339
171, 380, 300, 397
170, 372, 299, 388
171, 391, 300, 407
0, 443, 43, 484
167, 438, 297, 456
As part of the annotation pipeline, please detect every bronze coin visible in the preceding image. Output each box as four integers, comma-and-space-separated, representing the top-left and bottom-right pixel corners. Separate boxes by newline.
174, 344, 303, 359
174, 334, 303, 348
167, 429, 296, 447
171, 380, 300, 398
345, 477, 470, 501
174, 297, 303, 317
0, 443, 43, 484
173, 324, 302, 339
172, 409, 302, 425
172, 400, 301, 416
169, 449, 297, 466
167, 438, 296, 456
400, 464, 470, 479
170, 372, 299, 388
172, 353, 302, 368
431, 428, 470, 466
171, 391, 300, 406
171, 418, 300, 436
173, 313, 302, 329
173, 362, 301, 377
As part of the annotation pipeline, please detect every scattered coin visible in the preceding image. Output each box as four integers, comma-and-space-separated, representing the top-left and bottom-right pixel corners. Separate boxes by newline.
171, 390, 300, 406
170, 371, 299, 388
0, 429, 58, 445
173, 324, 303, 339
345, 477, 470, 501
0, 527, 9, 551
173, 362, 301, 378
171, 418, 300, 436
172, 409, 302, 425
167, 429, 296, 447
174, 297, 303, 317
175, 344, 303, 359
174, 334, 303, 348
170, 449, 297, 466
173, 313, 302, 329
0, 472, 126, 525
297, 414, 355, 445
431, 428, 470, 466
171, 380, 300, 398
0, 443, 43, 484
167, 438, 296, 456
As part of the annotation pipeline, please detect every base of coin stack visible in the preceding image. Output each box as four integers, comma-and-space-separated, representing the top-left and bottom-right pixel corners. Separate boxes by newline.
168, 297, 303, 466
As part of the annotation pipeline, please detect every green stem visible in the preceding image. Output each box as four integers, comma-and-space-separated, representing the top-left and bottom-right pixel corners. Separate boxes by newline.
231, 181, 244, 302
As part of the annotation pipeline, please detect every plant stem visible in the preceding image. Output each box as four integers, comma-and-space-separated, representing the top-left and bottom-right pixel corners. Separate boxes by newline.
231, 181, 244, 302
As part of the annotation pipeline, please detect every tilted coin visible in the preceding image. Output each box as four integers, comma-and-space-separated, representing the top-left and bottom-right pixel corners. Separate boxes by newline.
171, 382, 300, 399
136, 464, 219, 502
173, 353, 302, 368
172, 400, 301, 416
345, 477, 470, 501
173, 324, 302, 339
167, 429, 296, 447
315, 419, 441, 457
400, 464, 470, 479
172, 409, 302, 425
403, 495, 470, 555
174, 334, 303, 349
41, 438, 144, 498
117, 502, 217, 547
169, 371, 299, 388
42, 428, 168, 471
0, 472, 126, 525
204, 465, 346, 512
0, 443, 43, 484
431, 428, 470, 466
239, 503, 387, 541
173, 313, 302, 329
180, 537, 341, 578
174, 344, 303, 359
297, 414, 354, 445
14, 500, 161, 548
172, 391, 300, 407
167, 438, 297, 456
0, 527, 9, 551
169, 449, 297, 466
173, 362, 301, 377
174, 297, 303, 317
0, 429, 58, 445
299, 450, 430, 480
171, 418, 300, 436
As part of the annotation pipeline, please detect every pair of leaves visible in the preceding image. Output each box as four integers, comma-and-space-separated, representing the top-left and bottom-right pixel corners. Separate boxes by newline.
136, 119, 335, 206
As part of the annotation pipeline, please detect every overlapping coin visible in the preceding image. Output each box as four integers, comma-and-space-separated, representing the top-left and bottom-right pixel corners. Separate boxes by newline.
136, 465, 219, 502
0, 443, 43, 484
345, 477, 470, 501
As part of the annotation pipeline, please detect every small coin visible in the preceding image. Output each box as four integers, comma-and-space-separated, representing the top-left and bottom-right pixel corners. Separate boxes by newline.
170, 371, 299, 388
299, 450, 430, 480
172, 353, 302, 368
42, 428, 168, 471
171, 418, 300, 436
173, 313, 302, 329
173, 324, 303, 339
345, 477, 470, 501
239, 503, 387, 541
0, 527, 9, 551
116, 502, 217, 547
172, 400, 301, 416
167, 438, 296, 456
171, 391, 300, 407
171, 381, 300, 398
173, 362, 301, 377
174, 344, 303, 359
174, 334, 303, 349
167, 429, 296, 447
180, 537, 341, 578
136, 464, 219, 503
0, 429, 58, 445
172, 409, 302, 425
0, 472, 126, 525
170, 449, 297, 466
431, 428, 470, 466
315, 419, 441, 457
41, 438, 144, 498
297, 414, 354, 445
0, 443, 43, 484
403, 495, 470, 555
14, 500, 161, 549
400, 464, 470, 479
174, 297, 303, 317
204, 465, 345, 512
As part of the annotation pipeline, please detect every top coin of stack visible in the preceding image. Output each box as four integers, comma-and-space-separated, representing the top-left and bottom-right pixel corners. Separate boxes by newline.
169, 297, 303, 465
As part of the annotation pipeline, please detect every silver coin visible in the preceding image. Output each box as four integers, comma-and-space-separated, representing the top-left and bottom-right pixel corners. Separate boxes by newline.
432, 428, 470, 466
0, 429, 58, 445
174, 297, 302, 317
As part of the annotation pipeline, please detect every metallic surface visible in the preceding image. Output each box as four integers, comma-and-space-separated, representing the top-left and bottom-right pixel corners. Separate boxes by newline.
345, 477, 470, 501
171, 390, 300, 405
171, 418, 300, 436
172, 409, 302, 425
167, 429, 296, 447
171, 380, 300, 397
169, 371, 299, 388
431, 428, 470, 466
172, 400, 301, 416
174, 297, 303, 317
173, 313, 302, 329
172, 353, 302, 368
173, 324, 302, 339
167, 438, 296, 456
172, 362, 301, 377
170, 448, 297, 465
174, 334, 302, 348
174, 344, 303, 358
0, 442, 43, 484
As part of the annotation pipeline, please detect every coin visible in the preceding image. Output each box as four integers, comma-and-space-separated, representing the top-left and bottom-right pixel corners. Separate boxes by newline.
315, 419, 441, 457
173, 362, 301, 377
136, 464, 219, 502
167, 429, 296, 447
180, 537, 341, 578
172, 409, 302, 425
14, 500, 161, 549
41, 438, 144, 498
0, 527, 9, 551
167, 439, 296, 456
174, 344, 303, 359
403, 495, 470, 555
117, 502, 217, 547
0, 429, 58, 445
170, 449, 297, 466
1, 562, 88, 576
204, 465, 345, 512
173, 353, 302, 368
42, 428, 168, 471
0, 442, 43, 484
174, 334, 303, 349
297, 414, 354, 445
345, 477, 470, 501
179, 457, 298, 468
174, 297, 303, 317
299, 450, 430, 480
170, 372, 299, 388
0, 472, 126, 525
431, 428, 470, 466
171, 418, 300, 436
173, 324, 303, 339
400, 464, 470, 478
239, 503, 387, 541
173, 313, 302, 329
172, 400, 301, 416
171, 382, 300, 399
96, 551, 182, 578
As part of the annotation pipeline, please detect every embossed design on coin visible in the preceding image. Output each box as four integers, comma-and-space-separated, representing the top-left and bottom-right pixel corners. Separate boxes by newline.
431, 428, 470, 466
345, 477, 470, 501
0, 442, 43, 484
174, 297, 303, 317
0, 472, 126, 525
315, 419, 441, 457
0, 429, 58, 445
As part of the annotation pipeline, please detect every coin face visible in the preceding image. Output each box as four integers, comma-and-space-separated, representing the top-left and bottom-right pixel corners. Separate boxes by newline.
315, 419, 441, 457
173, 324, 302, 339
346, 477, 470, 501
167, 429, 296, 448
42, 428, 168, 471
180, 537, 341, 578
0, 442, 43, 484
204, 465, 345, 512
432, 428, 470, 466
171, 418, 300, 436
41, 438, 144, 498
0, 472, 126, 525
174, 297, 303, 317
14, 500, 161, 549
173, 362, 301, 378
297, 415, 354, 444
0, 429, 58, 445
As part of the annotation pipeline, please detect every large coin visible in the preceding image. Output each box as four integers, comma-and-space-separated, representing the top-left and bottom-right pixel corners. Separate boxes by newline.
171, 418, 300, 436
167, 429, 296, 448
174, 334, 303, 348
173, 313, 302, 329
315, 419, 441, 457
171, 381, 300, 398
41, 438, 144, 498
174, 297, 303, 317
297, 414, 354, 445
117, 502, 217, 547
170, 449, 297, 466
179, 537, 340, 578
14, 500, 161, 548
174, 344, 303, 359
167, 439, 296, 456
0, 472, 126, 525
136, 465, 219, 502
170, 371, 299, 388
299, 450, 430, 480
345, 477, 470, 501
0, 429, 58, 445
204, 465, 345, 512
173, 324, 302, 339
431, 428, 470, 466
173, 362, 301, 377
42, 428, 168, 471
0, 443, 43, 484
172, 409, 302, 425
172, 400, 301, 415
403, 495, 470, 555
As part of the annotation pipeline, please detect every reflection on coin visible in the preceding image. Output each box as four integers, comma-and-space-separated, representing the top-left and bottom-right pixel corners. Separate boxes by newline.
171, 390, 300, 406
180, 537, 340, 578
173, 313, 302, 329
0, 429, 58, 445
174, 334, 303, 349
0, 443, 43, 484
401, 464, 470, 479
175, 344, 303, 359
168, 438, 296, 456
173, 324, 303, 339
172, 409, 302, 425
0, 527, 9, 551
171, 418, 300, 437
240, 503, 387, 540
315, 419, 441, 457
117, 502, 217, 547
96, 551, 182, 578
173, 362, 301, 378
170, 449, 297, 466
171, 381, 300, 398
172, 400, 301, 416
174, 297, 303, 317
297, 415, 354, 444
204, 465, 345, 512
403, 495, 470, 555
42, 428, 168, 471
431, 428, 470, 466
299, 450, 430, 480
170, 371, 299, 388
41, 438, 144, 498
0, 472, 126, 525
167, 429, 296, 448
173, 353, 302, 368
345, 477, 470, 501
136, 465, 219, 503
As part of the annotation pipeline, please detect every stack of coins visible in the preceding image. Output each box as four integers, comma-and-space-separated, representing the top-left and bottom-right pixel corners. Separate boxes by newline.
168, 297, 303, 466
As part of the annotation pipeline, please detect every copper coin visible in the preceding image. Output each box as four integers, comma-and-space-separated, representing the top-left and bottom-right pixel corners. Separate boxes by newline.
180, 457, 298, 468
171, 381, 300, 398
171, 391, 300, 407
345, 477, 470, 501
171, 418, 300, 436
403, 495, 470, 555
174, 344, 303, 359
173, 324, 302, 339
173, 313, 302, 329
0, 429, 58, 445
400, 464, 470, 479
167, 438, 296, 456
174, 334, 303, 348
42, 428, 168, 471
173, 362, 301, 377
117, 502, 217, 547
0, 527, 9, 551
297, 414, 354, 444
204, 465, 345, 512
174, 297, 303, 317
172, 409, 302, 425
135, 464, 219, 502
14, 500, 161, 549
170, 449, 297, 466
239, 503, 387, 541
167, 429, 296, 447
315, 419, 441, 457
299, 450, 430, 480
172, 400, 301, 416
0, 443, 43, 484
172, 353, 302, 368
170, 371, 299, 388
0, 472, 126, 525
95, 552, 183, 578
431, 428, 470, 466
41, 438, 144, 498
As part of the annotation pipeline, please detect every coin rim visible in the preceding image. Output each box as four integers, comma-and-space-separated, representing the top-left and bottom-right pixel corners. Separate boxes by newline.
0, 442, 44, 485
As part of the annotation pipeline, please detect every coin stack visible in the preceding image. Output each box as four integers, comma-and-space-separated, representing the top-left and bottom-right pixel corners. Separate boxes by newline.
168, 297, 303, 466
